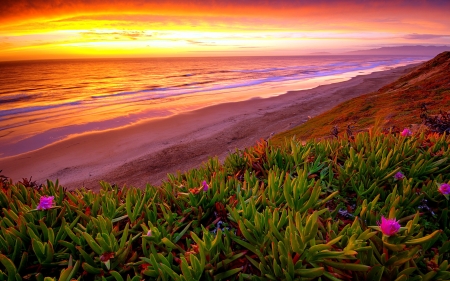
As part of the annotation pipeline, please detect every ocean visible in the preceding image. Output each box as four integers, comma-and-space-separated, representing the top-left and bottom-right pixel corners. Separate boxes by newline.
0, 55, 429, 157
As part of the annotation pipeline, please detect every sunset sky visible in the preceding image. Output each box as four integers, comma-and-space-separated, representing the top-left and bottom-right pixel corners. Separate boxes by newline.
0, 0, 449, 61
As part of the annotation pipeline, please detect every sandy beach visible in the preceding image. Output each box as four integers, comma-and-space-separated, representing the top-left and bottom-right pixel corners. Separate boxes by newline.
0, 64, 416, 190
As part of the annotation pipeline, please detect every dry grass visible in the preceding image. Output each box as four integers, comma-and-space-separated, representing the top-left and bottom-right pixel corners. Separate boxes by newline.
271, 51, 450, 145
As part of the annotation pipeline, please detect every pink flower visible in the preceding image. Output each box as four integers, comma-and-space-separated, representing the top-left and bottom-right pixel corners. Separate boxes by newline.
146, 230, 152, 237
439, 183, 450, 195
394, 171, 405, 180
400, 128, 412, 137
378, 216, 400, 236
202, 180, 209, 192
37, 196, 55, 210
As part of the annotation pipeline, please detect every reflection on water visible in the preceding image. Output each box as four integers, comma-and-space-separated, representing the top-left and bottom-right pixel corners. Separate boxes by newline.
0, 55, 429, 157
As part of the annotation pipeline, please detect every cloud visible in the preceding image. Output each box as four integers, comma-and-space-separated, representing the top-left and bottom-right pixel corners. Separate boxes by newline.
1, 0, 450, 60
404, 33, 450, 40
81, 30, 151, 40
187, 49, 257, 53
186, 39, 255, 48
186, 40, 218, 46
237, 46, 260, 48
2, 0, 450, 27
0, 41, 13, 50
372, 18, 401, 23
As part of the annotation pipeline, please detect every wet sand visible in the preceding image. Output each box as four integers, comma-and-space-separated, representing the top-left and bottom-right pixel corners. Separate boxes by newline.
0, 64, 416, 190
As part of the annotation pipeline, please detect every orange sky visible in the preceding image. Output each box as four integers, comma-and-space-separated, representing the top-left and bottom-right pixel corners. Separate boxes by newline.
0, 0, 449, 61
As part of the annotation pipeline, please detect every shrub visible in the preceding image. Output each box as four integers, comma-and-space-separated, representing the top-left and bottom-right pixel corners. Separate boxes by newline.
1, 130, 450, 280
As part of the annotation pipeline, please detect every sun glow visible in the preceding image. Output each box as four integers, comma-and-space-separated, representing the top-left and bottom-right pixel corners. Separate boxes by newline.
1, 0, 449, 61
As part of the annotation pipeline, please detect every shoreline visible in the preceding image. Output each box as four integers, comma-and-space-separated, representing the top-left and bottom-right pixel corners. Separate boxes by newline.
0, 63, 418, 190
0, 59, 424, 157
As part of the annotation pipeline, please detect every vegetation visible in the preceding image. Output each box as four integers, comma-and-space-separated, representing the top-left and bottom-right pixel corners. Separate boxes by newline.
2, 52, 450, 280
271, 51, 450, 144
1, 127, 450, 280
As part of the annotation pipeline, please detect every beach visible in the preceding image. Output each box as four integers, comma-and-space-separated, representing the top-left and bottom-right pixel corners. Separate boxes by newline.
0, 64, 416, 190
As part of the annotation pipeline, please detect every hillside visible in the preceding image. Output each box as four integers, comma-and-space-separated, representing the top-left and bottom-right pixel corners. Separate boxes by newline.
272, 51, 450, 144
2, 129, 450, 280
2, 126, 450, 280
2, 52, 450, 281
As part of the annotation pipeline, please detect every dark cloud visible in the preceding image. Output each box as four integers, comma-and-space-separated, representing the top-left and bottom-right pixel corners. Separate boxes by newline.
2, 0, 450, 25
404, 33, 450, 40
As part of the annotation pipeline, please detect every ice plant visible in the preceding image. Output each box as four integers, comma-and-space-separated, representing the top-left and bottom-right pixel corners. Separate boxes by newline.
378, 216, 400, 236
202, 180, 209, 192
400, 128, 412, 137
394, 171, 405, 180
438, 183, 450, 198
36, 195, 55, 210
189, 188, 200, 194
100, 252, 114, 263
146, 230, 152, 237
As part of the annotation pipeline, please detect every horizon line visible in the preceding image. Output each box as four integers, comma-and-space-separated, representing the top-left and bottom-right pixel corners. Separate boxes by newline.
0, 53, 439, 64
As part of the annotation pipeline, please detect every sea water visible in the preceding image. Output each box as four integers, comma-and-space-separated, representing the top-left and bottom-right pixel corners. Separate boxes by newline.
0, 55, 429, 157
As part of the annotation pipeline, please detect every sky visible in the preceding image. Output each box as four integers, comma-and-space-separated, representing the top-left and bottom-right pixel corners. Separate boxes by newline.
0, 0, 449, 61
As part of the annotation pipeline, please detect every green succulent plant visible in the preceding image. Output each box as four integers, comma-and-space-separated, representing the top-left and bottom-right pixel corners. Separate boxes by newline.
1, 130, 450, 280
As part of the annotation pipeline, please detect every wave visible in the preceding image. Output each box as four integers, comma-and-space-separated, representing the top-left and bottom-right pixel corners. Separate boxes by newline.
86, 64, 370, 104
0, 56, 426, 122
165, 73, 196, 79
0, 100, 83, 118
0, 93, 32, 103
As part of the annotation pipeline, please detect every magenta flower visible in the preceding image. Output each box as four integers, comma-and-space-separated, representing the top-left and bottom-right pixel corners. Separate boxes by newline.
36, 196, 55, 210
394, 171, 405, 180
202, 180, 209, 192
378, 216, 400, 236
146, 230, 152, 237
439, 183, 450, 195
400, 128, 412, 137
